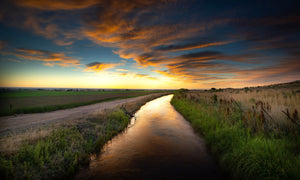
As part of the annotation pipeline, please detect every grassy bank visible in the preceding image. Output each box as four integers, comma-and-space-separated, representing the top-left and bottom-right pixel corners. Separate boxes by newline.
171, 91, 300, 180
0, 92, 164, 116
0, 93, 167, 179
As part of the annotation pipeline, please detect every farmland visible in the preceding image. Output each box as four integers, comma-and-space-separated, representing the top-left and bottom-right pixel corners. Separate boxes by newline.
0, 89, 164, 116
0, 89, 153, 98
171, 81, 300, 179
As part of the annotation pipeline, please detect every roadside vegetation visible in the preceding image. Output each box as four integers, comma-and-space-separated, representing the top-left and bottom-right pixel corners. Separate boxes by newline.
171, 82, 300, 180
0, 89, 166, 116
0, 93, 167, 179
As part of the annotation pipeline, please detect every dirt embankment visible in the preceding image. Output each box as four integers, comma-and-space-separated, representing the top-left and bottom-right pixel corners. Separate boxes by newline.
0, 93, 165, 136
0, 91, 155, 114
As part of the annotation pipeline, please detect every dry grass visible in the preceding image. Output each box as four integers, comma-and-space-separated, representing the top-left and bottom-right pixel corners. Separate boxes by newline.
0, 127, 53, 153
188, 85, 300, 133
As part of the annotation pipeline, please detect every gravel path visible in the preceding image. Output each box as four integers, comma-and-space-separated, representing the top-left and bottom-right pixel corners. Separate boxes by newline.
0, 94, 158, 136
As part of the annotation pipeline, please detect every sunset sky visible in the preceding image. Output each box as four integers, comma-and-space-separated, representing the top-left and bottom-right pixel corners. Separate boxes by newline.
0, 0, 299, 89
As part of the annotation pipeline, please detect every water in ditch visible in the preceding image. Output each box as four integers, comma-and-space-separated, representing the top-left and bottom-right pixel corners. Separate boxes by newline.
78, 94, 223, 179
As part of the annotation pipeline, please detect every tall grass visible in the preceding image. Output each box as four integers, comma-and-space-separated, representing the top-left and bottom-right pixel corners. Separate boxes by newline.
0, 109, 130, 179
171, 91, 300, 180
188, 87, 300, 129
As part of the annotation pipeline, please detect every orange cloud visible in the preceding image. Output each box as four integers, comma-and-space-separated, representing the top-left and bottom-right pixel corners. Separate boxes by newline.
43, 62, 55, 67
54, 39, 74, 46
116, 69, 129, 72
84, 62, 120, 72
14, 0, 99, 10
79, 2, 299, 86
154, 41, 233, 52
79, 0, 239, 83
117, 72, 158, 81
153, 70, 177, 79
1, 48, 81, 67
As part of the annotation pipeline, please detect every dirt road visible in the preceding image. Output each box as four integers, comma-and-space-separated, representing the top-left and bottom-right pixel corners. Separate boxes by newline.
0, 94, 161, 136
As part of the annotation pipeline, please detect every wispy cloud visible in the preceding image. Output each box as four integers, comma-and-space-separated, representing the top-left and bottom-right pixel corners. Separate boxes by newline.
0, 1, 84, 46
118, 72, 158, 81
14, 0, 99, 10
79, 0, 262, 84
1, 48, 81, 67
84, 62, 120, 72
153, 41, 232, 52
23, 16, 59, 39
116, 69, 129, 72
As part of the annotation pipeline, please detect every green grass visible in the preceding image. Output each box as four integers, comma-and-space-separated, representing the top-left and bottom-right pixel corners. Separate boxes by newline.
0, 93, 158, 116
0, 90, 160, 98
171, 92, 300, 180
0, 109, 131, 179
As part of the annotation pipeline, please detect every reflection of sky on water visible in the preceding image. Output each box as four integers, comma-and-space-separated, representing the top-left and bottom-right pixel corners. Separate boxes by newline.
83, 95, 223, 179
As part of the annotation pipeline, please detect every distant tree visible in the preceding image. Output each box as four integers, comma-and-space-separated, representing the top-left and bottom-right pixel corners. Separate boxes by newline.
178, 88, 189, 93
244, 87, 249, 93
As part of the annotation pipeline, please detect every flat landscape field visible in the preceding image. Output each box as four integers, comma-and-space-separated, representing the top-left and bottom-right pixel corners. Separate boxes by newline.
0, 89, 148, 98
0, 89, 162, 116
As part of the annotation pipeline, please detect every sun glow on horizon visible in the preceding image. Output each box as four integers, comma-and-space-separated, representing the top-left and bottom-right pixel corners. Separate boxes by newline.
0, 70, 195, 89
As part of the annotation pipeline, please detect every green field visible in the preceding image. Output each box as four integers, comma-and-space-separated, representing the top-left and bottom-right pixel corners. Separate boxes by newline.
0, 89, 158, 98
0, 89, 166, 116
